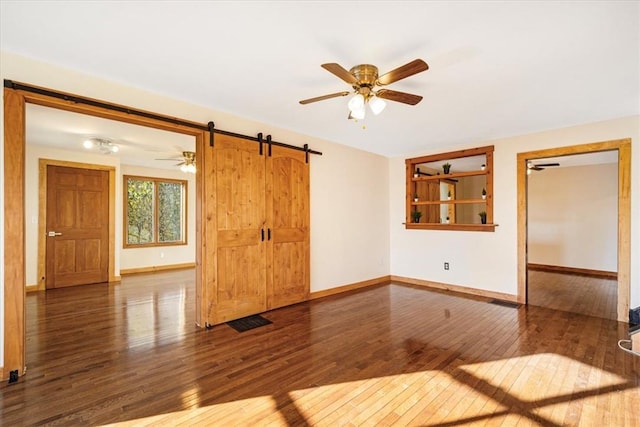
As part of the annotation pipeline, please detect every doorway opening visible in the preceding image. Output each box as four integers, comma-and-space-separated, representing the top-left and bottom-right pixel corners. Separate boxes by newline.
525, 151, 619, 320
4, 84, 207, 379
516, 139, 631, 322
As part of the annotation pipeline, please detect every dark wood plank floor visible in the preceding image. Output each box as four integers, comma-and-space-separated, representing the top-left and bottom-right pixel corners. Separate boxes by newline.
1, 269, 638, 426
528, 270, 618, 320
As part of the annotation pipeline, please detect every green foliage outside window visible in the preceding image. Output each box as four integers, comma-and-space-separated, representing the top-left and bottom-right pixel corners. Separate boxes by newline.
158, 182, 183, 242
125, 176, 186, 246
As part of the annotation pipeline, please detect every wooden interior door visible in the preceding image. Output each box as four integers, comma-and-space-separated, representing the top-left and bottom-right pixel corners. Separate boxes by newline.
266, 146, 310, 309
46, 165, 109, 288
212, 134, 267, 322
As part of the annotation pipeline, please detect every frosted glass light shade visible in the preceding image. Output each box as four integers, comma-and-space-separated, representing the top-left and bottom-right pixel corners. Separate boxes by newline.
347, 94, 365, 112
369, 96, 386, 115
181, 163, 196, 173
351, 105, 366, 120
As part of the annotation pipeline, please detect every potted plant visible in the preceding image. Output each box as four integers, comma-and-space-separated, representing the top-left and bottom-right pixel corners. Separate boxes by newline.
445, 216, 450, 224
481, 164, 486, 171
478, 211, 487, 224
442, 162, 451, 174
481, 188, 487, 200
447, 190, 452, 200
411, 210, 422, 223
413, 193, 419, 202
413, 167, 420, 178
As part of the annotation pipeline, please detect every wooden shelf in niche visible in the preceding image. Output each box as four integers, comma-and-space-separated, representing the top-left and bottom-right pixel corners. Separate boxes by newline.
405, 223, 497, 232
411, 170, 488, 181
412, 199, 487, 206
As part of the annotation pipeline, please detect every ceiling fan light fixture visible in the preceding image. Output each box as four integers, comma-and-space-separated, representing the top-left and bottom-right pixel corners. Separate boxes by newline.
83, 137, 119, 155
351, 105, 366, 120
347, 93, 365, 112
181, 163, 196, 174
369, 95, 386, 115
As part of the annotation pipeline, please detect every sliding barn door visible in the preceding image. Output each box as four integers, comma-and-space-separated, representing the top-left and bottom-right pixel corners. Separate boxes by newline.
212, 135, 267, 323
266, 146, 310, 309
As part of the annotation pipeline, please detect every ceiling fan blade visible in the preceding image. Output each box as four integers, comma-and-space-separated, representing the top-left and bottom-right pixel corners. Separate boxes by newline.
299, 91, 350, 105
534, 163, 560, 167
376, 89, 423, 105
321, 63, 359, 85
376, 59, 429, 86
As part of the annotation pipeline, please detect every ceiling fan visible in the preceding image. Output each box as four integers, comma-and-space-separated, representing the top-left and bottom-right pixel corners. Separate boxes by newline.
527, 161, 560, 173
299, 58, 429, 119
156, 151, 196, 173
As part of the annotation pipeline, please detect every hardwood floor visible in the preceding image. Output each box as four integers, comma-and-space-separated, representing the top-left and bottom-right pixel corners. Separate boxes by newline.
528, 270, 618, 321
2, 269, 638, 426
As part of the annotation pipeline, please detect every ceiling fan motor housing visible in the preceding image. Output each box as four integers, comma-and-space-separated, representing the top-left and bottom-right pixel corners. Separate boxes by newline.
350, 64, 379, 90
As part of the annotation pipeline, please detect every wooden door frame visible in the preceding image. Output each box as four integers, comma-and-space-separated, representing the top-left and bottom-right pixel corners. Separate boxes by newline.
3, 85, 211, 380
37, 160, 118, 291
517, 138, 631, 322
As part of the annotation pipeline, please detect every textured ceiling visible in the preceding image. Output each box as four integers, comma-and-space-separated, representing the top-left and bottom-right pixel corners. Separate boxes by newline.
2, 1, 638, 158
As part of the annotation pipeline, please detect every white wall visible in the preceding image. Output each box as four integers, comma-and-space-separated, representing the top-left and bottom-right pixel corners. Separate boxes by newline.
528, 163, 618, 272
0, 51, 391, 366
390, 116, 639, 308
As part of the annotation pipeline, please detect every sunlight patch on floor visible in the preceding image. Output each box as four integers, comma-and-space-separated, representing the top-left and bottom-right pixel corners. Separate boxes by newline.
101, 395, 281, 426
457, 353, 630, 426
101, 353, 632, 426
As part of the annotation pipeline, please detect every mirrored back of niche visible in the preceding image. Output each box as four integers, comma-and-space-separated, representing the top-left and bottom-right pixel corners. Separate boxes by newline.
406, 146, 494, 231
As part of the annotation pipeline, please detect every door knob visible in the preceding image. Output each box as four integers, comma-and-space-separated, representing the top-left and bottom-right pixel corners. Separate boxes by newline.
47, 231, 62, 237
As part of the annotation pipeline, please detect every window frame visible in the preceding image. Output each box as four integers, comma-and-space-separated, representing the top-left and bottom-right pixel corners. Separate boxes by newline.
123, 175, 188, 248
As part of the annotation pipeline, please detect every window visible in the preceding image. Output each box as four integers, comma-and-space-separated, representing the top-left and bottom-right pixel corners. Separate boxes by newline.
124, 175, 187, 247
405, 145, 495, 231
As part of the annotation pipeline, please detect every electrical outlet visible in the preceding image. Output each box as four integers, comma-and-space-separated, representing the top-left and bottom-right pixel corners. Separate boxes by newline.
444, 262, 449, 270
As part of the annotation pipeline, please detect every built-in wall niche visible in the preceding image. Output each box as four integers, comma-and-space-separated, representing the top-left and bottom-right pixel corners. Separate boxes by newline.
405, 145, 495, 231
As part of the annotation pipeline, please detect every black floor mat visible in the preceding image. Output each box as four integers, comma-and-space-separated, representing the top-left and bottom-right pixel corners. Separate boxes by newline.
489, 299, 521, 308
226, 314, 272, 332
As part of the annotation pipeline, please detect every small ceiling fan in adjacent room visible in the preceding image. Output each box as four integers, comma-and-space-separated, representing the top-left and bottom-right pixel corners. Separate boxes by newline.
527, 161, 560, 174
156, 151, 196, 173
299, 58, 429, 120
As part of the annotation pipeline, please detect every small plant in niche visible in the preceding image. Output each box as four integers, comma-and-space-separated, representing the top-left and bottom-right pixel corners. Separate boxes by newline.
478, 211, 487, 224
481, 164, 486, 171
445, 216, 450, 224
442, 162, 451, 174
447, 190, 452, 200
482, 188, 487, 200
413, 193, 419, 202
411, 210, 422, 223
